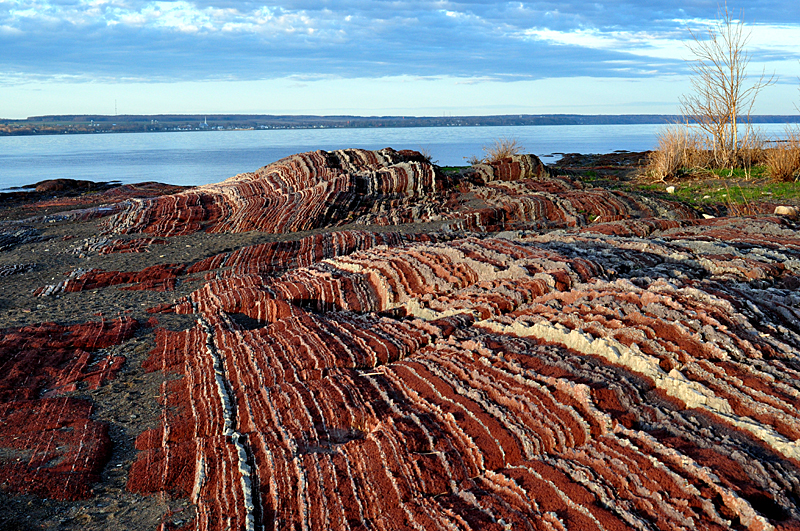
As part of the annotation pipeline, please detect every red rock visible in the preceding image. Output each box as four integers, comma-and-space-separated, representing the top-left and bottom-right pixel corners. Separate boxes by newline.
105, 149, 697, 238
105, 149, 440, 236
0, 398, 111, 500
469, 154, 551, 183
187, 230, 433, 278
17, 149, 797, 527
35, 263, 186, 295
0, 318, 137, 500
129, 215, 800, 529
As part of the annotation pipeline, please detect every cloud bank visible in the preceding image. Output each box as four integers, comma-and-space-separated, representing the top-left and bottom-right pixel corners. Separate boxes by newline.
2, 0, 797, 84
1, 1, 799, 117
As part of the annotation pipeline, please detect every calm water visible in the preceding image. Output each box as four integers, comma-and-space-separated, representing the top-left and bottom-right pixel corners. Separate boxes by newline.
0, 124, 793, 190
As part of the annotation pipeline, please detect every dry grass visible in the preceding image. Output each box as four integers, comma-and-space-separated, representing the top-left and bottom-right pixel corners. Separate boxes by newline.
765, 129, 800, 182
646, 125, 782, 181
417, 146, 437, 165
736, 130, 767, 178
467, 138, 524, 165
646, 127, 708, 180
723, 181, 758, 216
484, 138, 524, 162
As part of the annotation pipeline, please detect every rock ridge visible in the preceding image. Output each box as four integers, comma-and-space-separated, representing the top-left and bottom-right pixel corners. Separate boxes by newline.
2, 148, 799, 530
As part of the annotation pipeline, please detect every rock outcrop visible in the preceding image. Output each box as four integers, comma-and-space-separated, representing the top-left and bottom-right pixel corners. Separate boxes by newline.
127, 207, 800, 529
0, 318, 137, 500
5, 148, 800, 530
105, 150, 697, 237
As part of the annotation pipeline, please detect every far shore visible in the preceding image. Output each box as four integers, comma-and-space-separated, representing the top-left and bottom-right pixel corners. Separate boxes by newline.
3, 113, 800, 137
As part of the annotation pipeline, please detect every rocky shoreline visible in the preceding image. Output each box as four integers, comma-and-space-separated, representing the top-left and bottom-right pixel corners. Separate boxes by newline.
1, 149, 799, 530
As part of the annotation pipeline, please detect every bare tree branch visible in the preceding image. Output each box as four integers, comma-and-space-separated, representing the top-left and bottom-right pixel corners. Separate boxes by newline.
680, 3, 776, 168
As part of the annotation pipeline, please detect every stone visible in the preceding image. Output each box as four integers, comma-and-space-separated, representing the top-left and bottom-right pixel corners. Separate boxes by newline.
774, 205, 798, 219
0, 318, 137, 500
105, 149, 698, 238
34, 179, 97, 192
11, 148, 800, 529
128, 212, 800, 530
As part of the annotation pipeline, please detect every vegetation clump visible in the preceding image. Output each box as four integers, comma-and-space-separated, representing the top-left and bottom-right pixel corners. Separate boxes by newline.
467, 138, 524, 164
764, 129, 800, 182
646, 5, 799, 184
647, 125, 800, 183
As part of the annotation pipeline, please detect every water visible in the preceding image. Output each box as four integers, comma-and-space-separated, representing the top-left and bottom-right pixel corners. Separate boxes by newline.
0, 123, 794, 190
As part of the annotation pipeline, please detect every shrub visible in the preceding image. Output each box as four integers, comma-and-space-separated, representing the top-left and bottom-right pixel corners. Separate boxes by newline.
646, 127, 708, 180
484, 138, 524, 162
467, 138, 524, 165
765, 128, 800, 182
417, 146, 437, 165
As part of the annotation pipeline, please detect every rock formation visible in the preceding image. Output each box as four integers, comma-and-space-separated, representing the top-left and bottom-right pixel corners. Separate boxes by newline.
4, 148, 800, 530
127, 217, 800, 531
0, 318, 137, 500
104, 149, 696, 237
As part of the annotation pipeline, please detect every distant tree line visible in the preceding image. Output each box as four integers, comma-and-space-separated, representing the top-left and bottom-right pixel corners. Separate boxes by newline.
3, 113, 800, 137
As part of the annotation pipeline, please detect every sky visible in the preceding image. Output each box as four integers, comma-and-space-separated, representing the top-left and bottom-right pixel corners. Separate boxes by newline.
1, 0, 800, 118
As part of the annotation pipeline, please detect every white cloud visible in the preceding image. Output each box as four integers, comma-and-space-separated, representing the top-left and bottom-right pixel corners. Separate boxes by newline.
521, 19, 800, 69
3, 0, 337, 36
0, 23, 22, 34
1, 0, 799, 115
522, 27, 687, 61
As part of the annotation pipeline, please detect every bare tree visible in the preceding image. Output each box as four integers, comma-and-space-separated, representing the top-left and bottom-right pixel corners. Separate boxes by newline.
680, 4, 776, 168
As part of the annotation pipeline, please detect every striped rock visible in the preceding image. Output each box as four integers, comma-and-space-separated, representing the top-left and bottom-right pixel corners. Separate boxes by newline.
105, 149, 438, 237
130, 215, 800, 530
35, 263, 187, 295
103, 149, 698, 238
0, 318, 137, 500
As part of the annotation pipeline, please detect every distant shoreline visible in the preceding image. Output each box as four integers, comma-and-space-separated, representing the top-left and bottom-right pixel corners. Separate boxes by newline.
2, 113, 800, 137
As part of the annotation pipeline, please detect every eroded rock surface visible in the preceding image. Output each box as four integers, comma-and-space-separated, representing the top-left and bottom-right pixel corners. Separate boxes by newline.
127, 218, 800, 531
4, 148, 800, 530
105, 149, 697, 238
0, 318, 137, 500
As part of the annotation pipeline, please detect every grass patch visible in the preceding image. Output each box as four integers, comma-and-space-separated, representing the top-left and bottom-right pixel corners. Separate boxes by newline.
438, 166, 469, 176
701, 166, 769, 180
636, 177, 800, 206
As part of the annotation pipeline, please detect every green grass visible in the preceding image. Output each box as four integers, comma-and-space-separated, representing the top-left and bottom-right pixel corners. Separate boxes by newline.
438, 166, 469, 175
701, 166, 769, 180
636, 179, 800, 206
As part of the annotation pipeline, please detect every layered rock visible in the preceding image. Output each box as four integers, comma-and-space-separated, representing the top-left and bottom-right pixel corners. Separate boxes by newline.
105, 149, 438, 236
0, 318, 137, 500
9, 148, 800, 529
104, 150, 697, 238
129, 212, 800, 530
35, 264, 187, 295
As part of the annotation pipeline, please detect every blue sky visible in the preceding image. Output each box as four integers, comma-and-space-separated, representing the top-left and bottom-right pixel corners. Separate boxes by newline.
1, 1, 799, 118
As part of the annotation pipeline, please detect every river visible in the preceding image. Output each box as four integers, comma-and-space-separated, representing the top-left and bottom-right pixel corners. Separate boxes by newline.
0, 123, 794, 190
